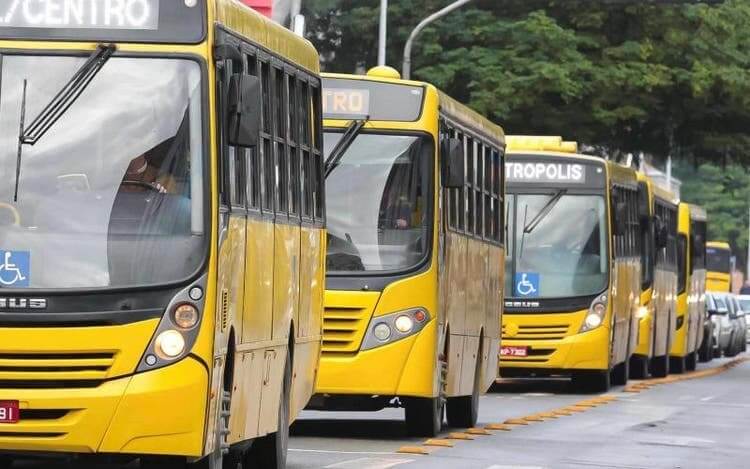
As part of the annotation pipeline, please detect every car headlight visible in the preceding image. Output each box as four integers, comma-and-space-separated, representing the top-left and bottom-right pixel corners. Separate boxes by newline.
361, 308, 431, 351
137, 276, 207, 372
580, 294, 608, 333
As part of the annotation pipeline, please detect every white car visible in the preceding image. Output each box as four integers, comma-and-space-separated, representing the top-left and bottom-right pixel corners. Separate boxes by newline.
707, 292, 733, 357
737, 295, 750, 342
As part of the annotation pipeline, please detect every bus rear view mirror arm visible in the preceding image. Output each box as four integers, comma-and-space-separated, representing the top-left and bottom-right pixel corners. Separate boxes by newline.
227, 74, 261, 148
441, 137, 465, 189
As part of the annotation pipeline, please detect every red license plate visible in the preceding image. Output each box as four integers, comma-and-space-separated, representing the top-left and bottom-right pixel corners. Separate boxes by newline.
501, 346, 529, 357
0, 401, 19, 424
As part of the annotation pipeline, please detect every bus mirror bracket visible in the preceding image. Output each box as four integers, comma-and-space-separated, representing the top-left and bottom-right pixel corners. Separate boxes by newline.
441, 138, 465, 189
227, 74, 261, 148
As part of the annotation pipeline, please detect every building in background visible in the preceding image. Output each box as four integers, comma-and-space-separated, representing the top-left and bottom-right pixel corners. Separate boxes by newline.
240, 0, 301, 27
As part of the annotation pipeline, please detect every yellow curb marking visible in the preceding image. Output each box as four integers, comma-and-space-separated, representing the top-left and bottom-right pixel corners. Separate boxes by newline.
423, 439, 454, 447
446, 432, 474, 440
397, 446, 431, 455
504, 418, 530, 425
466, 428, 492, 435
485, 423, 513, 431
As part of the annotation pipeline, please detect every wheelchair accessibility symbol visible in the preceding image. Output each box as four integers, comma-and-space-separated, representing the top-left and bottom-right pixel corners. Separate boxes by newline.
515, 272, 539, 298
0, 251, 30, 287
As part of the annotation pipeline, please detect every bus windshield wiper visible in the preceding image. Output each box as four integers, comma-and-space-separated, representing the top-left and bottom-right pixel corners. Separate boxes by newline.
522, 189, 567, 235
324, 117, 369, 178
13, 43, 116, 201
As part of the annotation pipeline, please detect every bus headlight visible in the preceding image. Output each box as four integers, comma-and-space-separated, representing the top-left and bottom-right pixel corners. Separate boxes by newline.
361, 308, 431, 351
580, 295, 608, 333
636, 306, 649, 320
155, 330, 186, 359
137, 276, 207, 373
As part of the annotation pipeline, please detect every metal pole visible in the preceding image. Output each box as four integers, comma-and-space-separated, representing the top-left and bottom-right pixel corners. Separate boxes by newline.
378, 0, 388, 66
746, 205, 750, 281
403, 0, 473, 79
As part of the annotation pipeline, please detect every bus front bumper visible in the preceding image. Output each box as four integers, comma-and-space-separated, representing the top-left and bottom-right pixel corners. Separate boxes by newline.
315, 320, 437, 399
0, 357, 208, 457
499, 325, 610, 375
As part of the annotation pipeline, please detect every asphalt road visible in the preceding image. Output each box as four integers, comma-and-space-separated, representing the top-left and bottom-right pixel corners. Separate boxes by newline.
6, 355, 749, 469
288, 356, 750, 469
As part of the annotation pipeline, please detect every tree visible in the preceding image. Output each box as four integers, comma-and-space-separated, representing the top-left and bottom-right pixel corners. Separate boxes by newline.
304, 0, 750, 166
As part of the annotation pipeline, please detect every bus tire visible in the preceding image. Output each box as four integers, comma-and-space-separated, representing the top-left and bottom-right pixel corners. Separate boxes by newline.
446, 353, 480, 429
650, 355, 669, 377
245, 348, 292, 469
611, 359, 629, 386
405, 358, 446, 437
572, 371, 610, 393
629, 356, 649, 380
685, 351, 697, 371
669, 356, 686, 374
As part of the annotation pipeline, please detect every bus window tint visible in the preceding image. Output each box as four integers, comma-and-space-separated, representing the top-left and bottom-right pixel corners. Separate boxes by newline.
0, 56, 204, 289
707, 247, 731, 274
324, 132, 432, 272
510, 194, 608, 298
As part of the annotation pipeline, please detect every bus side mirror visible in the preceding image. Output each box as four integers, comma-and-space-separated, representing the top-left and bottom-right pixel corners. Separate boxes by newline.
227, 74, 261, 148
441, 138, 465, 189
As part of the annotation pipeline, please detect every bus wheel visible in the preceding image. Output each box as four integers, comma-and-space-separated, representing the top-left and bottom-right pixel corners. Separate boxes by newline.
446, 353, 480, 429
669, 356, 686, 374
571, 371, 610, 393
685, 351, 697, 371
405, 359, 446, 437
611, 359, 629, 386
650, 355, 669, 377
629, 356, 649, 380
245, 348, 292, 469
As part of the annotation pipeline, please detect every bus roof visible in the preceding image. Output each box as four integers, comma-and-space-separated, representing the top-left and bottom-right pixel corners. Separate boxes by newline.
506, 136, 578, 153
322, 70, 504, 147
686, 203, 707, 222
707, 241, 731, 250
636, 171, 679, 206
215, 0, 320, 73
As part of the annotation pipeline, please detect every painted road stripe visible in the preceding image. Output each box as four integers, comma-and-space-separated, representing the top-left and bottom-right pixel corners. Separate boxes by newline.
325, 457, 415, 468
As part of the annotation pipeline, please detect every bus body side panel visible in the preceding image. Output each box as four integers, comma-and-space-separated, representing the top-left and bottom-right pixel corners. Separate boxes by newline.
293, 226, 325, 420
458, 237, 485, 395
442, 231, 468, 397
652, 268, 677, 358
610, 257, 632, 367
688, 269, 707, 355
635, 287, 655, 359
671, 205, 691, 359
483, 244, 503, 391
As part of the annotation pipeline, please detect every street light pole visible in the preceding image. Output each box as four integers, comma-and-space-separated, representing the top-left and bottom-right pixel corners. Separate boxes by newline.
402, 0, 473, 79
378, 0, 388, 66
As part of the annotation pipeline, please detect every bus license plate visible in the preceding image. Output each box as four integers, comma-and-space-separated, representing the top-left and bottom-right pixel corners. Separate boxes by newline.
0, 401, 19, 423
501, 346, 528, 357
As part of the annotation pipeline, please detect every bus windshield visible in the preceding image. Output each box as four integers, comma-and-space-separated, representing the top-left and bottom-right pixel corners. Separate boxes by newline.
707, 247, 731, 273
0, 55, 205, 290
507, 193, 608, 299
324, 131, 432, 273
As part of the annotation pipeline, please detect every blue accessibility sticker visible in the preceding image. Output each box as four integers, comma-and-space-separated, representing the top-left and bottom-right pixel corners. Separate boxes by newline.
515, 272, 540, 298
0, 250, 30, 288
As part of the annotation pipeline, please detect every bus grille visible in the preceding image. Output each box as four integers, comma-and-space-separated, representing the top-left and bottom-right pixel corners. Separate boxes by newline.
502, 324, 570, 341
0, 352, 115, 387
322, 307, 371, 356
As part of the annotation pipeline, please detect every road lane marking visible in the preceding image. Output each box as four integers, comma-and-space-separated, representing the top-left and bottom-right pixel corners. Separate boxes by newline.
700, 395, 716, 401
324, 457, 415, 468
484, 465, 545, 469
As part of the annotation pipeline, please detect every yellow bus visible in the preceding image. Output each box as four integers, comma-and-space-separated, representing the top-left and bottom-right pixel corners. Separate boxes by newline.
0, 2, 325, 468
501, 136, 640, 392
670, 204, 707, 373
631, 174, 679, 378
311, 67, 505, 436
706, 241, 731, 293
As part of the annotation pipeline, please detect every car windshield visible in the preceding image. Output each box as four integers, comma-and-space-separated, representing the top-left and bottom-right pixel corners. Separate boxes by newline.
0, 55, 205, 290
707, 247, 731, 273
324, 131, 432, 273
506, 193, 608, 299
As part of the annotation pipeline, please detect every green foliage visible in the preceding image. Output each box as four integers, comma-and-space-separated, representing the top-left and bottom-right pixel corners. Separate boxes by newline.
674, 162, 750, 270
304, 0, 750, 165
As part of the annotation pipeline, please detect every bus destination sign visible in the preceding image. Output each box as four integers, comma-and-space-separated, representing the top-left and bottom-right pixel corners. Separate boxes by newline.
0, 0, 159, 30
0, 0, 205, 44
506, 162, 587, 184
323, 89, 371, 118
